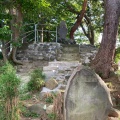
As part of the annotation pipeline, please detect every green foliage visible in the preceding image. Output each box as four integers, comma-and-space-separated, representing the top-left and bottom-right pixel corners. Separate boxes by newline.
17, 0, 53, 22
20, 93, 32, 101
19, 85, 32, 100
45, 92, 57, 103
28, 69, 45, 92
45, 96, 53, 103
47, 113, 56, 120
115, 47, 120, 63
0, 62, 20, 99
0, 24, 11, 40
20, 106, 39, 118
0, 62, 20, 120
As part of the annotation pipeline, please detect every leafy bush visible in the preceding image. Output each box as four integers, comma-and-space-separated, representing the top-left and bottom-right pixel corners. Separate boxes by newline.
28, 69, 45, 92
0, 62, 20, 120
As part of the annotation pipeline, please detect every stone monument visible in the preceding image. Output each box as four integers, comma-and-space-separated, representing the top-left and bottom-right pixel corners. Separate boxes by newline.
64, 65, 116, 120
57, 21, 68, 43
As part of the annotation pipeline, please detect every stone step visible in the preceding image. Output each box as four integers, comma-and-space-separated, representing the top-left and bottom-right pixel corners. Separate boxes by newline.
48, 61, 80, 67
43, 71, 56, 80
61, 53, 80, 61
62, 44, 79, 48
43, 66, 59, 71
61, 58, 80, 61
62, 53, 80, 58
62, 48, 79, 53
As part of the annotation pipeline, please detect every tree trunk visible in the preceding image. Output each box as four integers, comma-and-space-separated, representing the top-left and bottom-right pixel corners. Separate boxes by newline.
91, 0, 120, 78
3, 41, 10, 58
1, 44, 8, 63
1, 41, 10, 61
10, 5, 23, 64
69, 0, 87, 41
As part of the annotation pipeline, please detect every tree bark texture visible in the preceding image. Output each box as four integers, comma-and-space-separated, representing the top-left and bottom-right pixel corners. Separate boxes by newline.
69, 0, 87, 40
91, 0, 120, 78
10, 5, 23, 64
1, 44, 8, 63
1, 41, 10, 62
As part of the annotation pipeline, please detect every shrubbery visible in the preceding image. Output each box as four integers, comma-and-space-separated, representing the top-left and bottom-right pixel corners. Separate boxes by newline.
0, 62, 20, 120
27, 69, 45, 92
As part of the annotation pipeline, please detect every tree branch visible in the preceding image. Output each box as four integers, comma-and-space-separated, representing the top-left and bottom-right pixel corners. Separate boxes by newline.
69, 0, 88, 40
65, 1, 80, 14
80, 23, 88, 37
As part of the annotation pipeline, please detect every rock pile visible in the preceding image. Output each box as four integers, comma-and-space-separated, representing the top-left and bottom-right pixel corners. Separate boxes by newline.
40, 61, 81, 97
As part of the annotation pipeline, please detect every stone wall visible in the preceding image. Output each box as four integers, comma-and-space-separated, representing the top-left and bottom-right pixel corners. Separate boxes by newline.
17, 42, 63, 61
17, 42, 98, 63
79, 44, 98, 64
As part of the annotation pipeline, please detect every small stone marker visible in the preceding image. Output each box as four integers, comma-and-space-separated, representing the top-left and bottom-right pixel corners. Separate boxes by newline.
64, 65, 114, 120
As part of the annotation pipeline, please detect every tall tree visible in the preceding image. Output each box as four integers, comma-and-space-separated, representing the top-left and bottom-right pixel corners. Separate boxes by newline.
0, 0, 53, 63
9, 5, 23, 64
64, 0, 104, 45
91, 0, 120, 78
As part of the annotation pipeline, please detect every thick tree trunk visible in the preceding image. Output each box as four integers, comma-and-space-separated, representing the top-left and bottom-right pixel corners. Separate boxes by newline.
91, 0, 120, 78
10, 5, 23, 64
69, 0, 87, 41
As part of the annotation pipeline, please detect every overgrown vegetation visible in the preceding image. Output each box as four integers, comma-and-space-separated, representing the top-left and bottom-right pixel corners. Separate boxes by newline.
38, 92, 64, 120
53, 92, 64, 120
45, 92, 56, 104
47, 113, 56, 120
19, 85, 32, 101
0, 62, 20, 120
20, 106, 39, 118
27, 69, 45, 92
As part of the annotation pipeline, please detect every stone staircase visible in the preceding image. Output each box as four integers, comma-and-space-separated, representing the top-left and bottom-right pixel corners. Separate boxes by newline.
42, 44, 80, 82
16, 44, 120, 119
61, 44, 80, 61
43, 61, 80, 81
17, 44, 81, 92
